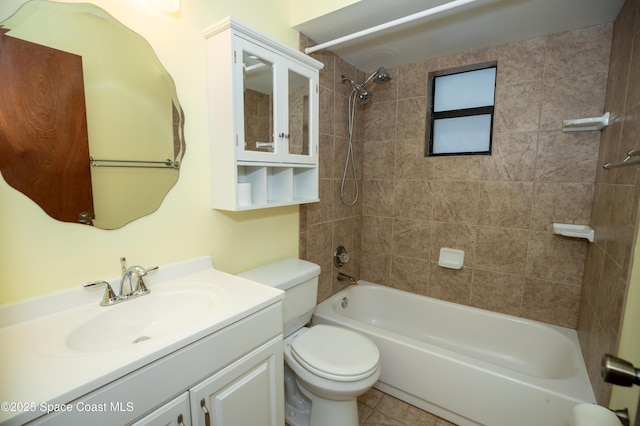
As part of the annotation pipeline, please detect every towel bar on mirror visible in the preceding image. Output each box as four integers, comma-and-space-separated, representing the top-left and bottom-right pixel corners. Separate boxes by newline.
89, 157, 179, 169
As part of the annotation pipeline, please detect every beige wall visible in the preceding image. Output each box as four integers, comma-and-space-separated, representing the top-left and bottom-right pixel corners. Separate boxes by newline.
0, 0, 300, 304
302, 25, 612, 330
579, 0, 640, 407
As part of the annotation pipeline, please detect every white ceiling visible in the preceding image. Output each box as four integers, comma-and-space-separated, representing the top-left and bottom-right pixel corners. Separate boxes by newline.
293, 0, 625, 72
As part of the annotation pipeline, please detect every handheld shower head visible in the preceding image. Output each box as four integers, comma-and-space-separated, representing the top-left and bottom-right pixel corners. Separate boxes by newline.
341, 75, 372, 104
355, 86, 372, 103
341, 66, 391, 104
340, 67, 391, 206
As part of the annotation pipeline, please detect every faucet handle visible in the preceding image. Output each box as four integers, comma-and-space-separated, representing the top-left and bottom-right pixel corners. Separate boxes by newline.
134, 265, 159, 295
83, 281, 119, 306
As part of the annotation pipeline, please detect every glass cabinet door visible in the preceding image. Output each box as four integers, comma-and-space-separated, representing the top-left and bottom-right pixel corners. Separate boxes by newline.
235, 37, 317, 165
283, 62, 317, 164
237, 40, 279, 161
287, 69, 309, 156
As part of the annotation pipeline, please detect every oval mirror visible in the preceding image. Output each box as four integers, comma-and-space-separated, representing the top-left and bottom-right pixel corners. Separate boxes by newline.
0, 0, 186, 229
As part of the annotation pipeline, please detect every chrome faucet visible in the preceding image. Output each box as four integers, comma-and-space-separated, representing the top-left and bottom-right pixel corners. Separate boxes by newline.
82, 257, 158, 306
337, 272, 357, 285
119, 257, 158, 299
119, 260, 148, 298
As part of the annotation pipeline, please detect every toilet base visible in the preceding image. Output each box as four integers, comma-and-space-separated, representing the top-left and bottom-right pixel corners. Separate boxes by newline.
284, 365, 311, 426
296, 380, 359, 426
283, 327, 381, 426
285, 404, 311, 426
284, 363, 366, 426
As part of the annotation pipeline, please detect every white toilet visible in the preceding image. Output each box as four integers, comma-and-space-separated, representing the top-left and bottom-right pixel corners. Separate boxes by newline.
238, 258, 380, 426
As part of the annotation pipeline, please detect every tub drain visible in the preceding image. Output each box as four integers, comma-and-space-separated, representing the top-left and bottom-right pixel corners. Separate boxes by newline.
341, 297, 349, 309
132, 336, 151, 344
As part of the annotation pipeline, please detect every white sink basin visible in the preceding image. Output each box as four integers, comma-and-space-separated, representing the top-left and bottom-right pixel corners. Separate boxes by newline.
68, 283, 223, 352
1, 256, 284, 426
40, 282, 224, 354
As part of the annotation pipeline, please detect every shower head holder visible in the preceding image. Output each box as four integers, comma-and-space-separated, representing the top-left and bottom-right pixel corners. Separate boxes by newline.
341, 66, 392, 104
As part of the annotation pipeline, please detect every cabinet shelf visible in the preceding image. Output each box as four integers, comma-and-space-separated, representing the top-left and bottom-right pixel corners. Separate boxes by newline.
234, 165, 318, 210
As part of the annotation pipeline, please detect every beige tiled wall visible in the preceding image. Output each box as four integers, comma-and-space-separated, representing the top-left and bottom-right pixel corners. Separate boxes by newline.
301, 24, 612, 328
299, 34, 366, 301
578, 0, 640, 405
358, 24, 612, 329
300, 0, 640, 411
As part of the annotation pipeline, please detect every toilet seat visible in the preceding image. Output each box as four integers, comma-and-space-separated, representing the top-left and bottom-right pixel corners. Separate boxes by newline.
291, 325, 379, 382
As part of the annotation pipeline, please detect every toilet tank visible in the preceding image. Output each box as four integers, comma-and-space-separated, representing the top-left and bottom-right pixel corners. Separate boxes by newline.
237, 258, 320, 337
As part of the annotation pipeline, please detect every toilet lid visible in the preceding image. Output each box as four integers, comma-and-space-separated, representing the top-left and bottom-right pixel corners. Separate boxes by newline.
291, 325, 380, 382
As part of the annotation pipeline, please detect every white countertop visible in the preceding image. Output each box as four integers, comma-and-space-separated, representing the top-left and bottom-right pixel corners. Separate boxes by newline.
0, 257, 283, 425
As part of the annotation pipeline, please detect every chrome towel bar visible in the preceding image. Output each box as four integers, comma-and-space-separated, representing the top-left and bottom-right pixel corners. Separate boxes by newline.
89, 157, 179, 169
603, 149, 640, 170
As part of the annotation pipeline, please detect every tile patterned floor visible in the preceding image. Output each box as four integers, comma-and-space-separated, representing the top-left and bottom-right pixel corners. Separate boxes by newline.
358, 388, 458, 426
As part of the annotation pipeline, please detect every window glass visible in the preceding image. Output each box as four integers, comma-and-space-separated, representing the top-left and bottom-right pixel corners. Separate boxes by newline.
427, 62, 496, 157
432, 115, 492, 154
433, 67, 496, 112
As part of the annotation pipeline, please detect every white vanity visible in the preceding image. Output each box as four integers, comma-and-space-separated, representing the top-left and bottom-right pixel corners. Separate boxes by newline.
0, 257, 284, 426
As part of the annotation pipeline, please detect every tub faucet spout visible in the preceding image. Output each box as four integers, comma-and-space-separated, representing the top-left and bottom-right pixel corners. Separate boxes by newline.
337, 272, 357, 285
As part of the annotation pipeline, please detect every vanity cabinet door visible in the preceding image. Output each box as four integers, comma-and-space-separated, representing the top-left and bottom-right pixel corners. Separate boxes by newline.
131, 392, 191, 426
190, 337, 283, 426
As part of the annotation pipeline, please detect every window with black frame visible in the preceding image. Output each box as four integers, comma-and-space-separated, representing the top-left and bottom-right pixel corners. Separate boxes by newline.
426, 61, 497, 157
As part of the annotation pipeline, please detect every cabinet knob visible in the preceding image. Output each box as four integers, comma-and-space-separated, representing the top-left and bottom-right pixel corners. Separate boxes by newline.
278, 132, 290, 139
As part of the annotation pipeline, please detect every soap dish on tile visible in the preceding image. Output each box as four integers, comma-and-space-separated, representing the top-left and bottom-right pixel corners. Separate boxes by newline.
438, 248, 465, 270
552, 223, 595, 242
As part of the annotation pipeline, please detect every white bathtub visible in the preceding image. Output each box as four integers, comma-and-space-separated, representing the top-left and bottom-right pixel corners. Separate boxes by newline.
311, 281, 595, 426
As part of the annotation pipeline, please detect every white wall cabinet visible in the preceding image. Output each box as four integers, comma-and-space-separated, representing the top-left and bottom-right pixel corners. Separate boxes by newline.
204, 17, 323, 211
